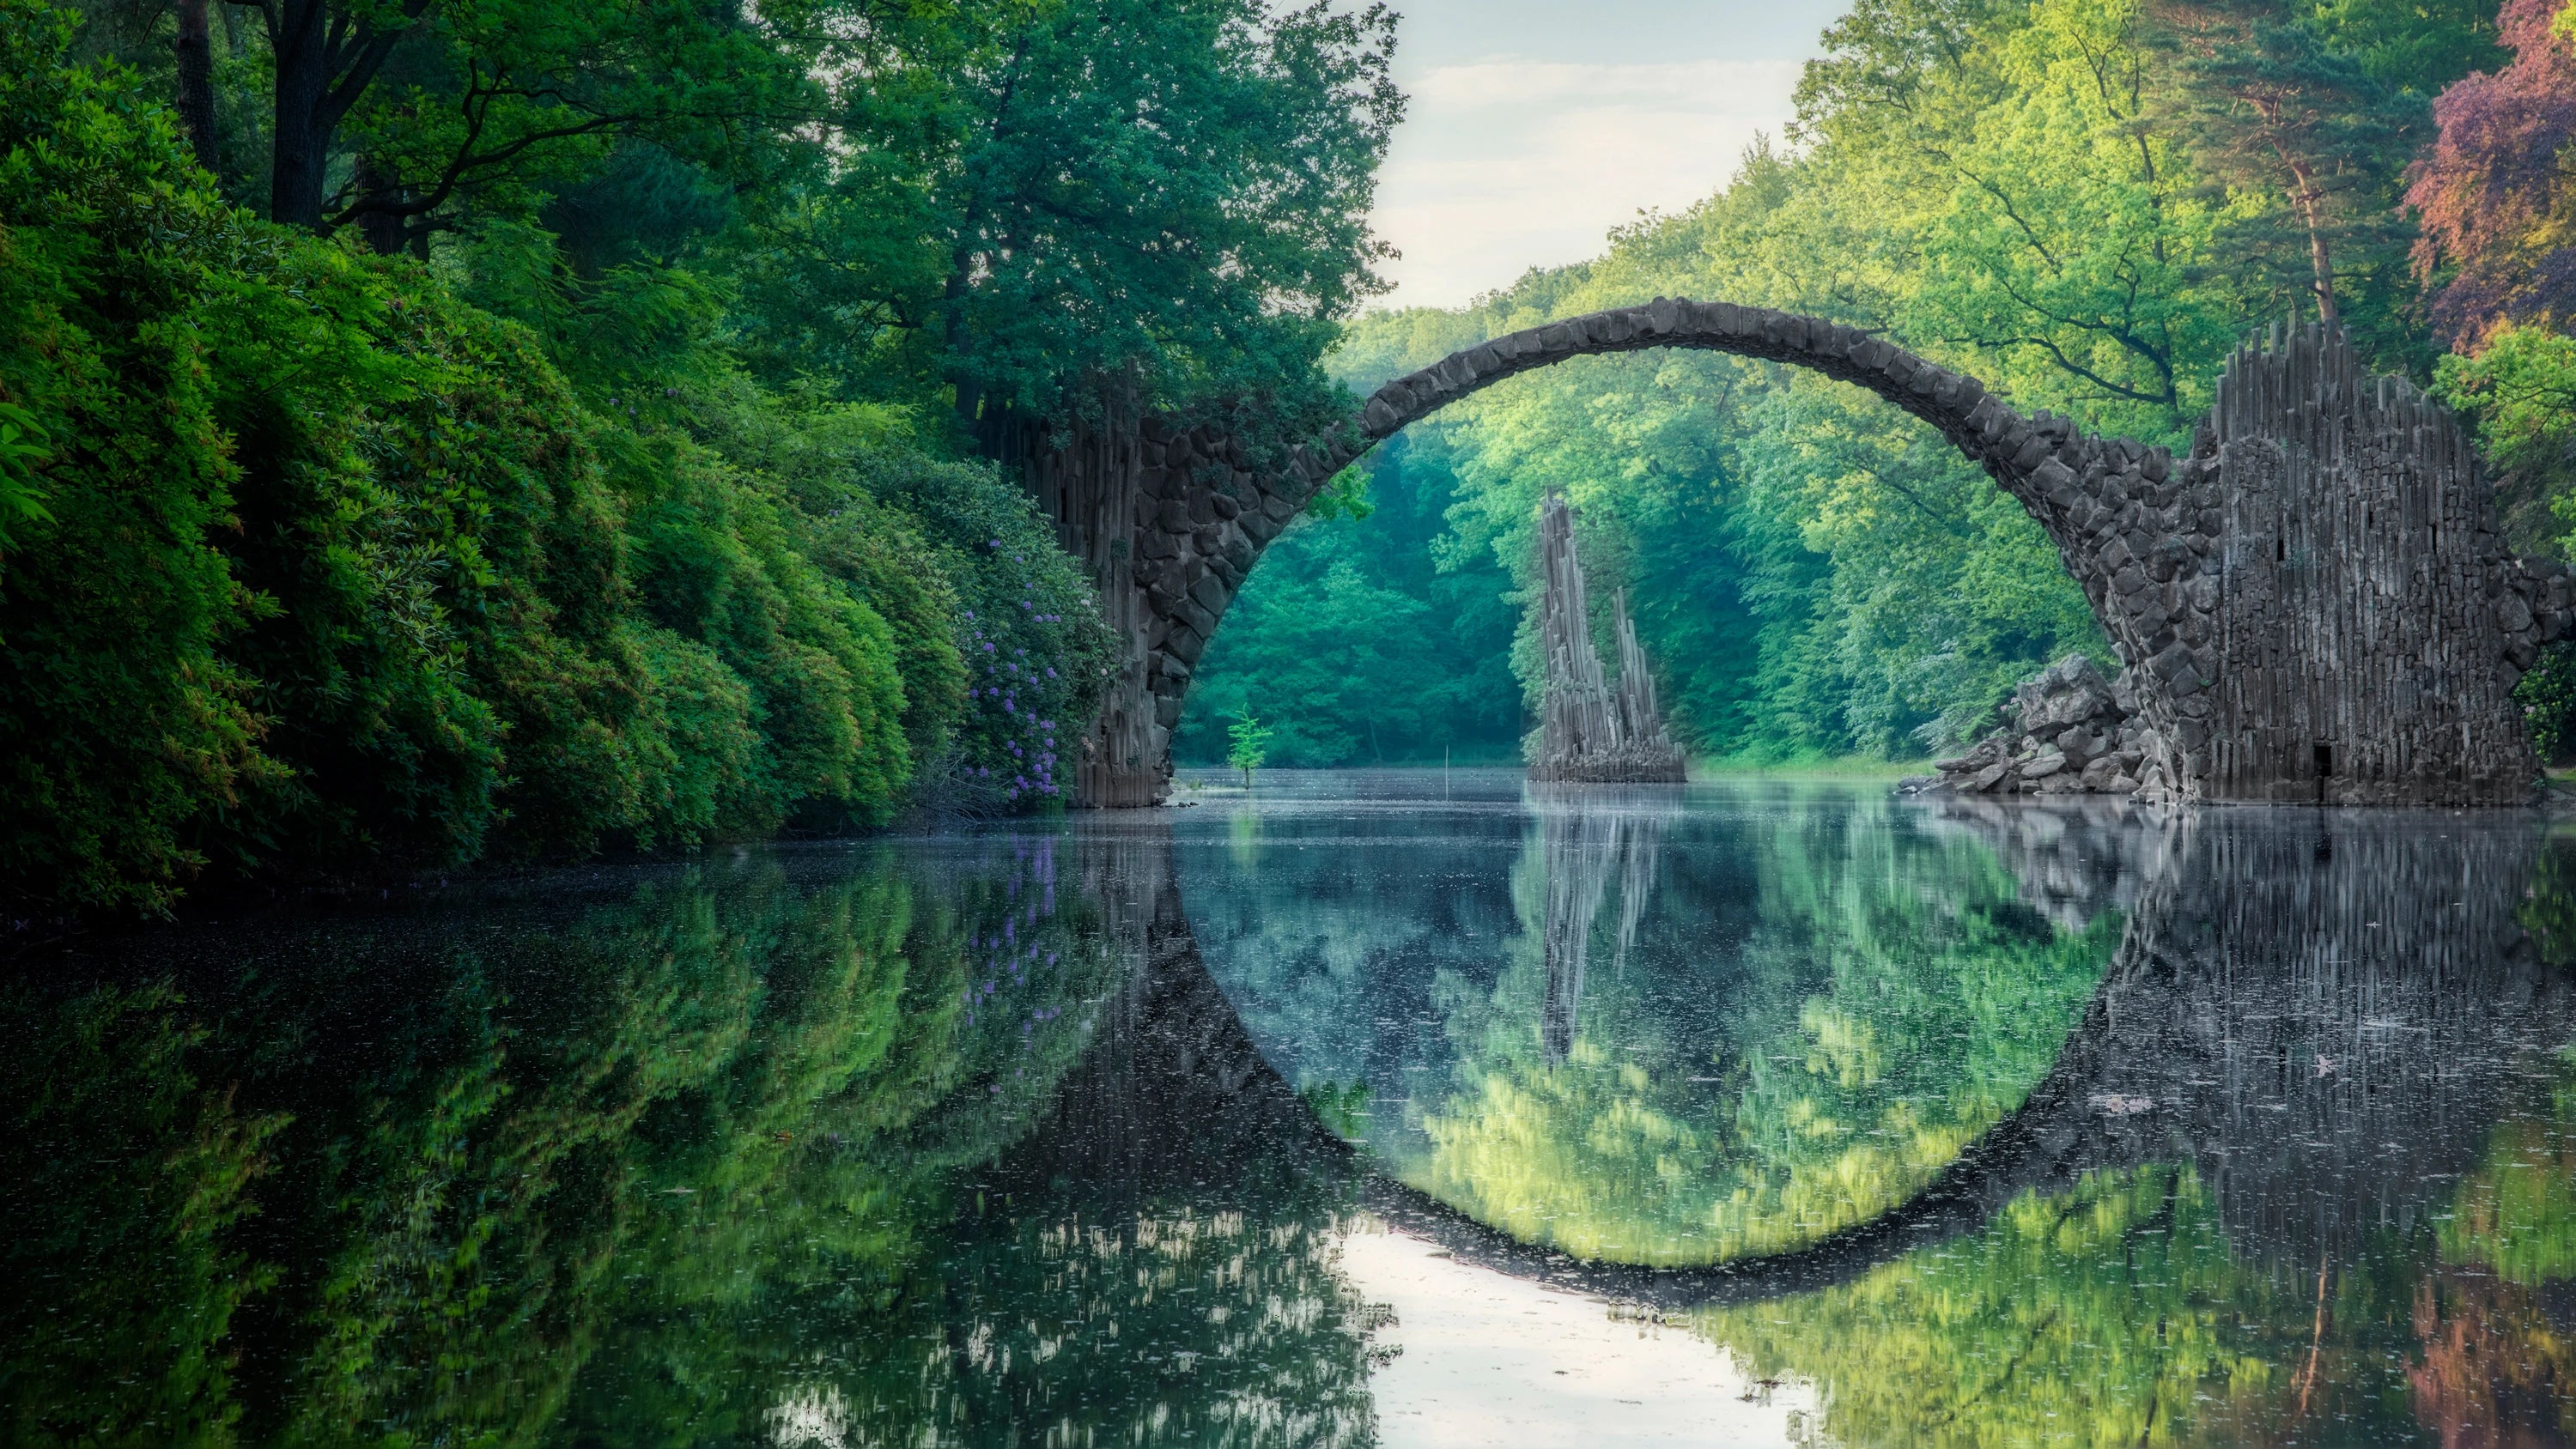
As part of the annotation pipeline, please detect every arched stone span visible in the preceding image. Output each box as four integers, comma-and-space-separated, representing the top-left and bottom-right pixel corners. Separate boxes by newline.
1038, 300, 2570, 806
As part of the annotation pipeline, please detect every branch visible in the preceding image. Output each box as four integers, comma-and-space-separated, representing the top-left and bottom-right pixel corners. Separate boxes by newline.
1862, 465, 1973, 539
1959, 167, 2064, 276
318, 4, 430, 135
1978, 270, 2178, 405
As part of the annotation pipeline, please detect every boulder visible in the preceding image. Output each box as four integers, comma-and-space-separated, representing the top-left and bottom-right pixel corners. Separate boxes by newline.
1926, 652, 2143, 797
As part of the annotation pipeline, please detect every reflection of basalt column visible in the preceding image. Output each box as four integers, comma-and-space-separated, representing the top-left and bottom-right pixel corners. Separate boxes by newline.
1857, 803, 2572, 1282
1530, 495, 1687, 785
2086, 811, 2567, 1268
990, 822, 1349, 1207
1534, 797, 1673, 1064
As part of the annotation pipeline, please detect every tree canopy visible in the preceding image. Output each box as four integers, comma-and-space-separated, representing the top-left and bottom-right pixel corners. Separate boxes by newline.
1182, 0, 2576, 769
3, 0, 1399, 915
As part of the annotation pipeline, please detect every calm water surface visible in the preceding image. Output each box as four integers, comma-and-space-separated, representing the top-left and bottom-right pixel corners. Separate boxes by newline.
9, 772, 2576, 1446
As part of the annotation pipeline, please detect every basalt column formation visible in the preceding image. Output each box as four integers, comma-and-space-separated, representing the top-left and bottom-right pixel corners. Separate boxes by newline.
2190, 324, 2552, 803
1013, 412, 1316, 807
1530, 494, 1688, 784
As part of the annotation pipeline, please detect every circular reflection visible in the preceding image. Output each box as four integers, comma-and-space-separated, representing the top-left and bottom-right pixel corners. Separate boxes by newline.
1176, 773, 2128, 1268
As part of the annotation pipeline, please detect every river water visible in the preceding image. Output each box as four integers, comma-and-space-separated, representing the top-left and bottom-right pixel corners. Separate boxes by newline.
7, 772, 2574, 1446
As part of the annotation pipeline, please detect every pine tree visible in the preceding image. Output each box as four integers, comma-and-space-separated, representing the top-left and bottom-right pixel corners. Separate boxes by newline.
2152, 0, 2420, 334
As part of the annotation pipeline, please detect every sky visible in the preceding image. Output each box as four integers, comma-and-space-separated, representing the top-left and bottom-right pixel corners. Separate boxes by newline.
1338, 1222, 1817, 1446
1368, 0, 1855, 309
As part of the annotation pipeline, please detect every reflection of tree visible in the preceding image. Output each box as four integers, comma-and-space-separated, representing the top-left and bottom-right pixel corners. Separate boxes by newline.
0, 838, 1127, 1447
806, 846, 1379, 1448
1303, 793, 2120, 1267
1692, 1161, 2499, 1448
2408, 1046, 2576, 1446
1698, 1167, 2277, 1447
0, 982, 278, 1449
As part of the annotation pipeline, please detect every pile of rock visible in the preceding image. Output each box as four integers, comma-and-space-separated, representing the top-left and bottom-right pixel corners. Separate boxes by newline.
1918, 655, 2152, 797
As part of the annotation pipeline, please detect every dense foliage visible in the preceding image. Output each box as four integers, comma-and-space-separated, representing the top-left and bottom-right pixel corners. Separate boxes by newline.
1187, 0, 2571, 768
3, 0, 1401, 915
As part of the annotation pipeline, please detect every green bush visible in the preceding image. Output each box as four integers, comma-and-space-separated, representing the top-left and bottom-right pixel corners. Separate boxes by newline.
0, 4, 281, 913
0, 2, 1115, 917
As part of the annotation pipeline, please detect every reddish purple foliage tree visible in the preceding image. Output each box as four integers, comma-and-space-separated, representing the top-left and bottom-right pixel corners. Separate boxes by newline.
2406, 0, 2576, 343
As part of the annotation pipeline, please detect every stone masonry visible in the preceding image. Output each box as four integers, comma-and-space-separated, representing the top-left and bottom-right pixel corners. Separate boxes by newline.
1019, 300, 2565, 806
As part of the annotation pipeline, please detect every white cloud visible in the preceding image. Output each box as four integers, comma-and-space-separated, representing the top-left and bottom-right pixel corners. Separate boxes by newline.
1370, 58, 1805, 308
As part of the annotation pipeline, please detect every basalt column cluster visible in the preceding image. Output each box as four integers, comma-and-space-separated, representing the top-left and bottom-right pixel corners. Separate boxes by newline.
1018, 413, 1330, 806
1529, 494, 1688, 784
2190, 323, 2561, 803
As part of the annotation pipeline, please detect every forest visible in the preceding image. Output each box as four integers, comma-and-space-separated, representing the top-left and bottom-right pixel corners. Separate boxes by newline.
10, 0, 2576, 912
0, 0, 1398, 918
1178, 0, 2576, 769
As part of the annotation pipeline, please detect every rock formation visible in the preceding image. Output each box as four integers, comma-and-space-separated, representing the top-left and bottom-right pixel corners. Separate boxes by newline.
1917, 655, 2150, 797
1528, 494, 1687, 784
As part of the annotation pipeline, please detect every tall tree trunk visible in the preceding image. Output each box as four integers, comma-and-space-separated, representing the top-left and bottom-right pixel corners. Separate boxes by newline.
350, 156, 406, 254
172, 0, 219, 173
2281, 154, 2340, 330
944, 244, 983, 429
268, 0, 332, 228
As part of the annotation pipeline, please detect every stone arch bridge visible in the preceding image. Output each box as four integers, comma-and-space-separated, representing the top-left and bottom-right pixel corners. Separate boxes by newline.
1017, 300, 2573, 807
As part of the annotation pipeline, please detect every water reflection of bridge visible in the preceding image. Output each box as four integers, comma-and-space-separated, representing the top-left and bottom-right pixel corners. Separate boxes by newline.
1004, 801, 2576, 1310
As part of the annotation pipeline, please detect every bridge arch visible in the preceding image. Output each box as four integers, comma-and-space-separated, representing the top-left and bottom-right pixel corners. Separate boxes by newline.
1048, 300, 2561, 808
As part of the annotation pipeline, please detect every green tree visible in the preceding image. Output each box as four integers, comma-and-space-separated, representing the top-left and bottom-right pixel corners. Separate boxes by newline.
2150, 0, 2427, 365
222, 0, 822, 242
1227, 712, 1273, 786
737, 0, 1401, 442
1177, 434, 1522, 767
